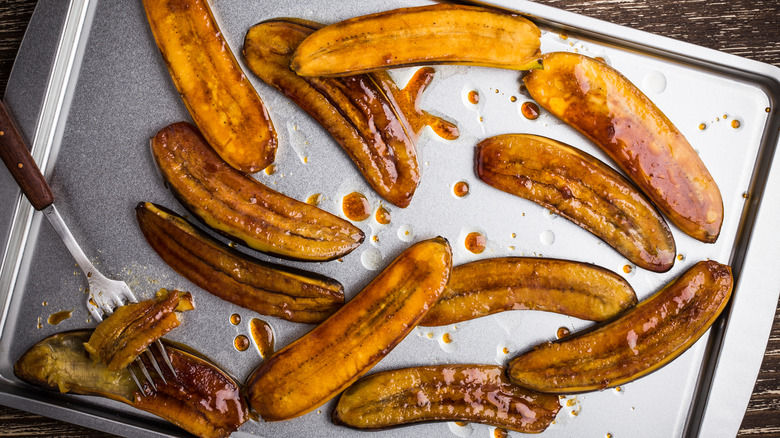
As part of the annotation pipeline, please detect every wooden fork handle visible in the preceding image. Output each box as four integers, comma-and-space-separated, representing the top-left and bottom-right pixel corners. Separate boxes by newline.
0, 100, 54, 211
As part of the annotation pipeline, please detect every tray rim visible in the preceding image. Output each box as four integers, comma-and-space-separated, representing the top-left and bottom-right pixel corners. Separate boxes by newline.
1, 0, 779, 437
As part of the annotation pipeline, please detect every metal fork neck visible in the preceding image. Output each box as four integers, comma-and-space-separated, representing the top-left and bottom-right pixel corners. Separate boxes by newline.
41, 204, 98, 279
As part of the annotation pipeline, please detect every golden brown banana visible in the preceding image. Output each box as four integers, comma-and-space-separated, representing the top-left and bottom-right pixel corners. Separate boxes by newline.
290, 4, 541, 77
150, 122, 364, 261
142, 0, 277, 173
15, 331, 248, 438
477, 134, 676, 272
83, 289, 193, 371
507, 260, 733, 393
243, 19, 420, 207
420, 257, 637, 327
136, 202, 345, 323
524, 52, 723, 243
333, 365, 561, 433
245, 237, 452, 421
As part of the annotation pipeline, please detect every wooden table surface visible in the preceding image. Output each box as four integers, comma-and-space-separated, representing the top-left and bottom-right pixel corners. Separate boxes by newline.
1, 0, 778, 436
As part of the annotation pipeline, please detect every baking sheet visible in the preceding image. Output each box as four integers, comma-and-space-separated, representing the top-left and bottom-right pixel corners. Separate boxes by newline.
1, 0, 779, 437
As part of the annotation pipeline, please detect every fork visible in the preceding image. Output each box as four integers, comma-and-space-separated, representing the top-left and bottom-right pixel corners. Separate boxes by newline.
0, 101, 175, 394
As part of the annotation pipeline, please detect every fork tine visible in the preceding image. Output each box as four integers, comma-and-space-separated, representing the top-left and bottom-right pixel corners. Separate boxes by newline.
145, 348, 167, 385
135, 357, 157, 391
128, 365, 146, 394
155, 340, 178, 378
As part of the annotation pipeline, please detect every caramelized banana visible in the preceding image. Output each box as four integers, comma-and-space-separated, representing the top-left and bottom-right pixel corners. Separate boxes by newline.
524, 53, 723, 243
15, 331, 248, 438
83, 289, 193, 371
477, 134, 676, 272
243, 19, 420, 207
290, 4, 541, 77
246, 237, 452, 421
333, 365, 560, 433
507, 260, 733, 393
142, 0, 276, 173
136, 202, 344, 323
151, 122, 364, 261
420, 257, 637, 327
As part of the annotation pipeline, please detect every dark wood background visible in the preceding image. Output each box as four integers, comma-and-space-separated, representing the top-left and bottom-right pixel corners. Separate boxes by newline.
0, 0, 778, 436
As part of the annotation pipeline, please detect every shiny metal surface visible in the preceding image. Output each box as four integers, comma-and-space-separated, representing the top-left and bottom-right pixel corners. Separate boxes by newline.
0, 0, 778, 437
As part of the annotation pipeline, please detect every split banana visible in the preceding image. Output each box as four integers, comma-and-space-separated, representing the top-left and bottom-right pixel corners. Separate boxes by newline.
524, 52, 723, 243
333, 365, 561, 433
142, 0, 277, 173
245, 237, 452, 421
243, 19, 420, 207
420, 257, 637, 327
507, 260, 733, 393
150, 122, 364, 261
477, 134, 676, 272
290, 4, 542, 77
136, 202, 345, 323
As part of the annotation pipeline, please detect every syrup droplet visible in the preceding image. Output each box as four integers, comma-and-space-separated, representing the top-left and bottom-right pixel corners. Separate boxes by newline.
42, 301, 48, 306
453, 181, 470, 197
37, 317, 42, 329
494, 428, 509, 438
731, 119, 741, 129
566, 398, 577, 407
306, 193, 322, 206
557, 327, 570, 339
374, 68, 459, 140
48, 310, 72, 326
465, 232, 487, 254
264, 164, 277, 175
230, 313, 241, 325
342, 192, 370, 221
442, 333, 453, 344
375, 206, 391, 225
623, 264, 632, 274
698, 123, 707, 130
234, 335, 250, 351
742, 192, 750, 199
467, 90, 480, 105
559, 33, 569, 40
455, 421, 468, 427
521, 102, 540, 120
510, 96, 517, 102
766, 107, 771, 113
677, 254, 684, 261
250, 318, 275, 359
372, 235, 379, 243
502, 347, 510, 354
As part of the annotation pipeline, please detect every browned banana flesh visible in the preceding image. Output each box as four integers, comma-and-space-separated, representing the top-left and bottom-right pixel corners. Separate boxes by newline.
83, 289, 194, 371
245, 237, 452, 421
333, 365, 561, 433
508, 260, 733, 393
136, 202, 344, 323
524, 52, 723, 243
420, 257, 637, 327
142, 0, 277, 173
243, 19, 421, 208
15, 331, 248, 438
290, 4, 542, 77
150, 122, 364, 261
477, 134, 676, 272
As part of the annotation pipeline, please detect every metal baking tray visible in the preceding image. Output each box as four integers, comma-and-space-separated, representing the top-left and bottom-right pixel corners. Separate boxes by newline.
1, 0, 779, 437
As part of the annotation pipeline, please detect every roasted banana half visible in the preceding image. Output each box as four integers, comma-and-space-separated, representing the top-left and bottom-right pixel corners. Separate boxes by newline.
290, 4, 541, 76
136, 202, 345, 323
16, 331, 248, 438
477, 134, 676, 272
507, 260, 733, 393
150, 122, 364, 261
243, 18, 421, 207
142, 0, 277, 173
333, 365, 561, 433
420, 257, 637, 326
245, 237, 452, 421
524, 52, 724, 243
